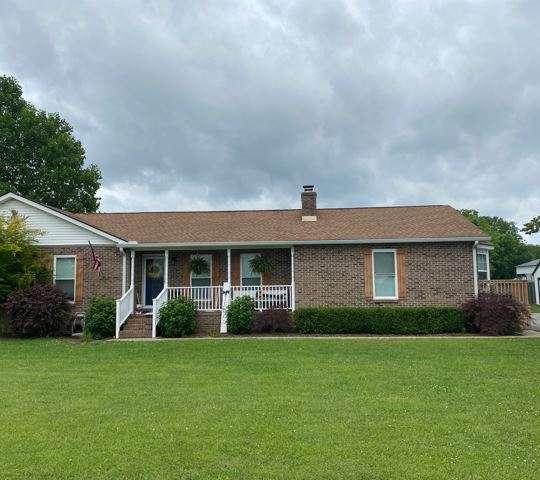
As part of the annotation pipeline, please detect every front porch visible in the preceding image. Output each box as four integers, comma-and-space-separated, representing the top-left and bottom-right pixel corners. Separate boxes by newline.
115, 247, 296, 338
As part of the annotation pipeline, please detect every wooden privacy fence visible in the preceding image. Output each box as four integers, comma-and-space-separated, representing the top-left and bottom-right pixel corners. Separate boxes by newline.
478, 280, 529, 304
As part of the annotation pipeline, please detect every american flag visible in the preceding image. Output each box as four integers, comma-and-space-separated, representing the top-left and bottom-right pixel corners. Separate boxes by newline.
88, 241, 102, 273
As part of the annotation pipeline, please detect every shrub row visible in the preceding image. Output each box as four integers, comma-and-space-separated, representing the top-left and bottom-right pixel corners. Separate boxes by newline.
1, 286, 531, 338
293, 306, 468, 335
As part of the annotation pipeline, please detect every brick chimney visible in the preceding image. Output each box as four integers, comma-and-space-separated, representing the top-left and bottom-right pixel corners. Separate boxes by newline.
301, 185, 317, 221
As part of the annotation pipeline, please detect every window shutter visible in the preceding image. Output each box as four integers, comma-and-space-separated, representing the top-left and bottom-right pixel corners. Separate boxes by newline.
363, 251, 373, 299
212, 254, 220, 286
180, 253, 190, 285
231, 253, 240, 285
44, 254, 54, 282
397, 248, 407, 299
75, 253, 84, 303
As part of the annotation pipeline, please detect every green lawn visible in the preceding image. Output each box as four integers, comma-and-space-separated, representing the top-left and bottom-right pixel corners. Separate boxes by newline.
530, 303, 540, 313
0, 338, 538, 479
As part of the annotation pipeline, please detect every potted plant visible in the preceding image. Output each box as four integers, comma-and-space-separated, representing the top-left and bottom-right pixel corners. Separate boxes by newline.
189, 256, 209, 275
249, 254, 272, 275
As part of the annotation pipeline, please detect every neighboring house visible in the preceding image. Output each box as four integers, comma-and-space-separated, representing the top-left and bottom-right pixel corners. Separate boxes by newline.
516, 259, 540, 305
0, 187, 492, 337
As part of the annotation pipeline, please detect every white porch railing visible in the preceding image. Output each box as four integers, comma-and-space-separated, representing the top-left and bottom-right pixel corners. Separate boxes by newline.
168, 286, 223, 311
115, 286, 134, 338
152, 287, 169, 338
231, 285, 293, 310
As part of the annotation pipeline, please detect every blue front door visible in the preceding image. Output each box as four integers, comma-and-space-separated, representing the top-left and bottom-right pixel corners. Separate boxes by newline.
144, 257, 164, 306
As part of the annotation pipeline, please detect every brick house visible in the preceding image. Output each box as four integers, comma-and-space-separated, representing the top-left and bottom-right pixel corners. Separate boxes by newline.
0, 187, 491, 337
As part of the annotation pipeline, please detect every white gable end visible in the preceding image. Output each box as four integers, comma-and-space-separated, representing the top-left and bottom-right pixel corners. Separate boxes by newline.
0, 198, 115, 245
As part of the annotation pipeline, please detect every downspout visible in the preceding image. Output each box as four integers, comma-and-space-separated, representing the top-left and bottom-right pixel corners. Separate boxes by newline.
472, 241, 479, 297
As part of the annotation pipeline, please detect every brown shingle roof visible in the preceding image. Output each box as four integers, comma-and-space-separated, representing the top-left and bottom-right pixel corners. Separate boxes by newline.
70, 205, 488, 244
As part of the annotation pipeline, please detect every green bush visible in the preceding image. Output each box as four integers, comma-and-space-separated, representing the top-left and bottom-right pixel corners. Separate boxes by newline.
85, 297, 116, 339
157, 297, 197, 337
293, 306, 468, 335
227, 296, 255, 334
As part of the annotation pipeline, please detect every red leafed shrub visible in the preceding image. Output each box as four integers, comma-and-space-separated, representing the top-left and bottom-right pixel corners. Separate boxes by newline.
252, 309, 294, 333
462, 293, 531, 336
4, 284, 71, 337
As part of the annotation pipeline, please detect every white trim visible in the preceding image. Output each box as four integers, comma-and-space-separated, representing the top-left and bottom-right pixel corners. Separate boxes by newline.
227, 249, 231, 286
472, 242, 479, 297
164, 249, 169, 288
121, 252, 127, 294
141, 254, 165, 307
372, 249, 398, 300
53, 255, 76, 303
128, 237, 489, 250
240, 253, 262, 286
476, 250, 489, 281
190, 254, 212, 287
291, 246, 295, 311
130, 250, 135, 289
0, 192, 126, 243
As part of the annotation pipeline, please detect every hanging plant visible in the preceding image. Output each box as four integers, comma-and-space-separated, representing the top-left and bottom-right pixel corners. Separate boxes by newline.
146, 261, 162, 279
189, 256, 209, 275
249, 254, 272, 274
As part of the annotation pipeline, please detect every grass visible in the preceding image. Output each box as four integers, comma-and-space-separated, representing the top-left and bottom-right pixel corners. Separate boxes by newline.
0, 338, 538, 479
530, 303, 540, 313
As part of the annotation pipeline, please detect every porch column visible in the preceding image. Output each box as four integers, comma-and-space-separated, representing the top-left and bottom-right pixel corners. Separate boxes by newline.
164, 249, 169, 288
227, 248, 231, 286
220, 248, 232, 334
121, 250, 127, 294
291, 246, 295, 310
130, 250, 135, 289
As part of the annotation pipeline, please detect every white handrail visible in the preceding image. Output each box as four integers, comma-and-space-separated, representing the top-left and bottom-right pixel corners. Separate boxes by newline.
168, 286, 223, 310
231, 285, 292, 310
152, 287, 169, 338
115, 286, 134, 338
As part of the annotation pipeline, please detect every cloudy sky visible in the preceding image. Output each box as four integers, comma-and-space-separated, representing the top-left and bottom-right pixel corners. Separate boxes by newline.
0, 0, 538, 241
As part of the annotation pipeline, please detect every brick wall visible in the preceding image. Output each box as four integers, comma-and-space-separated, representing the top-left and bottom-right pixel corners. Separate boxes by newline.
294, 242, 475, 308
41, 245, 123, 314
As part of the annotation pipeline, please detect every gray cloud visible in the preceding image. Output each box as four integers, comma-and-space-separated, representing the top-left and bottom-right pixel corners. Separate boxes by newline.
0, 0, 538, 242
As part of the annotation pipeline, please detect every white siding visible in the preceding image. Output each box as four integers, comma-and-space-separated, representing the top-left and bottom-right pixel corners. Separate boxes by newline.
0, 198, 115, 245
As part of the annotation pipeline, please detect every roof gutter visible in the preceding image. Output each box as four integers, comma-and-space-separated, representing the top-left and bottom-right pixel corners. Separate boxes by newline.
123, 236, 491, 250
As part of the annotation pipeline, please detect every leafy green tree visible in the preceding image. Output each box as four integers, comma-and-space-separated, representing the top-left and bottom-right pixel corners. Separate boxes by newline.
0, 75, 101, 213
525, 244, 540, 260
461, 209, 532, 279
522, 216, 540, 235
0, 213, 51, 303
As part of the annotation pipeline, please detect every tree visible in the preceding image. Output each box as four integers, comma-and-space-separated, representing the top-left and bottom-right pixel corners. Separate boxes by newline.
0, 213, 51, 303
0, 75, 101, 213
522, 216, 540, 235
461, 209, 532, 279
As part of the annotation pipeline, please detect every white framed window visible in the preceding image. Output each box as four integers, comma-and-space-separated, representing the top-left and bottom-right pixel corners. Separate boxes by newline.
372, 249, 398, 300
54, 255, 76, 302
190, 254, 212, 287
476, 251, 489, 281
241, 253, 262, 286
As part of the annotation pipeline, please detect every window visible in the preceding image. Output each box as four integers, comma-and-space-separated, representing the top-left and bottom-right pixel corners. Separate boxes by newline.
477, 252, 488, 280
54, 256, 76, 302
191, 254, 211, 287
372, 250, 398, 299
241, 253, 262, 286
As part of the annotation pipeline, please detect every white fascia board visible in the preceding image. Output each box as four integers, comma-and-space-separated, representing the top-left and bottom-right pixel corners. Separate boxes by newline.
0, 192, 126, 244
128, 236, 490, 250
